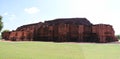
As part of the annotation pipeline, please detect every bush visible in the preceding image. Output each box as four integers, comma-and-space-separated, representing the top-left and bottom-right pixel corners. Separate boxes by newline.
116, 35, 120, 40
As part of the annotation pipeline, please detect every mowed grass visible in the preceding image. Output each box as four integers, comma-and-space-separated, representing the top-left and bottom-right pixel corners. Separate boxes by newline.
0, 41, 120, 59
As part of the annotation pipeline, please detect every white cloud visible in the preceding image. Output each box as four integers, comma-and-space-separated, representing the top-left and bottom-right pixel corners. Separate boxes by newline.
9, 14, 16, 20
3, 12, 17, 20
24, 7, 40, 14
3, 12, 8, 16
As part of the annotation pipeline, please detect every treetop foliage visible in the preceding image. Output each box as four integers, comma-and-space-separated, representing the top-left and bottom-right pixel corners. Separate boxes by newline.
0, 16, 3, 32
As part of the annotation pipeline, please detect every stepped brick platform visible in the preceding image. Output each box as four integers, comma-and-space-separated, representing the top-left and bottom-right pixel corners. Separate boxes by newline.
2, 18, 118, 43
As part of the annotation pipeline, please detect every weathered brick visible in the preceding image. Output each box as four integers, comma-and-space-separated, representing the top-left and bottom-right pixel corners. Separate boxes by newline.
2, 18, 118, 43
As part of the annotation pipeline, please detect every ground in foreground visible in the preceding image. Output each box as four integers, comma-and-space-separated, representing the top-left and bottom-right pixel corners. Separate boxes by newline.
0, 41, 120, 59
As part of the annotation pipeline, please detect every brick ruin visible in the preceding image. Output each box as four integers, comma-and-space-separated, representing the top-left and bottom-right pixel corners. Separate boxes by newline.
2, 18, 118, 43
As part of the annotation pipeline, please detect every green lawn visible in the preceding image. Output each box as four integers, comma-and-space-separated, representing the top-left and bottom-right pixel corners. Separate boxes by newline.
0, 41, 120, 59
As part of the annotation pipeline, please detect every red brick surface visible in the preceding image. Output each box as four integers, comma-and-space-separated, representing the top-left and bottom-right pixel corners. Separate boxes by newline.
2, 18, 118, 43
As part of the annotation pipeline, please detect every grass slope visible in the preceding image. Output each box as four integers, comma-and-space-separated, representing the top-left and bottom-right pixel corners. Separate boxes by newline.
0, 41, 120, 59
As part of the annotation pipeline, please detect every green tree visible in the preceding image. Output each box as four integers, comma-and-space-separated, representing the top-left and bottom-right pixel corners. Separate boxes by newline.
1, 29, 10, 40
2, 29, 10, 33
0, 16, 3, 32
116, 35, 120, 40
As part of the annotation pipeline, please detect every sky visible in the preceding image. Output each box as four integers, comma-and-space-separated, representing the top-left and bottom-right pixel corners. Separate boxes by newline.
0, 0, 120, 35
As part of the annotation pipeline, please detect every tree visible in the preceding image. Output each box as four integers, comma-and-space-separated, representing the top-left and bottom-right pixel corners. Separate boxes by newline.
1, 29, 10, 40
2, 29, 10, 33
116, 35, 120, 40
0, 16, 3, 32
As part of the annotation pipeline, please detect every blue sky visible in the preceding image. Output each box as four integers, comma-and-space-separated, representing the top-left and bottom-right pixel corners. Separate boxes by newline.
0, 0, 120, 34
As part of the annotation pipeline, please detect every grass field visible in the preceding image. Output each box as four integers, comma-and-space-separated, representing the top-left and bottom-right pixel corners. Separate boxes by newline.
0, 41, 120, 59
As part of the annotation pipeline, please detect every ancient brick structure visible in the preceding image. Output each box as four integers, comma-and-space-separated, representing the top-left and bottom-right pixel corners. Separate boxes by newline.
2, 18, 118, 43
